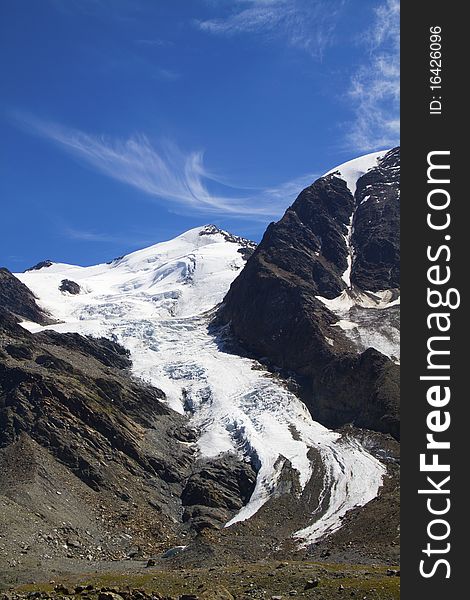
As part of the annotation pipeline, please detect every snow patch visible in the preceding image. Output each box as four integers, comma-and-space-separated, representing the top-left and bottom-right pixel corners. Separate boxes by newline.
318, 288, 400, 361
341, 215, 354, 288
333, 319, 358, 331
294, 436, 384, 544
318, 288, 400, 312
323, 150, 388, 195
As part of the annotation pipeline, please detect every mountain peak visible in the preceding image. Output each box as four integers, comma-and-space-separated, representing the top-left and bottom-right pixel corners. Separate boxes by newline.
24, 259, 54, 272
198, 224, 225, 236
16, 223, 256, 324
323, 149, 391, 195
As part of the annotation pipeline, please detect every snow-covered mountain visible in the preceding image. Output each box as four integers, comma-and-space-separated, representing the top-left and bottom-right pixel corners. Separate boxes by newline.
220, 147, 400, 439
15, 223, 386, 545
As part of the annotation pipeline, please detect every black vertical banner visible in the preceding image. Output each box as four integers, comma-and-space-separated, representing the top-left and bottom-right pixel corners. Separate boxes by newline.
401, 2, 465, 598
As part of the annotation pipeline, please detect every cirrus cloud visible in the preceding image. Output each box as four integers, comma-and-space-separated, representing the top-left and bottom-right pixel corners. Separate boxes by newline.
346, 0, 400, 151
13, 113, 317, 220
196, 0, 346, 59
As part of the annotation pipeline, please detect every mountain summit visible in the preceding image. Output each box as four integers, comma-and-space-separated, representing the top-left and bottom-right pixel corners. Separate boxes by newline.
1, 152, 400, 585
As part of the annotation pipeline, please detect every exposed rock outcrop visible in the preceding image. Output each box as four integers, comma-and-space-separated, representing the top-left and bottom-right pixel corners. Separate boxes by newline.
182, 455, 257, 531
24, 260, 53, 272
59, 278, 81, 294
0, 307, 195, 546
199, 224, 257, 255
0, 268, 53, 325
351, 147, 400, 291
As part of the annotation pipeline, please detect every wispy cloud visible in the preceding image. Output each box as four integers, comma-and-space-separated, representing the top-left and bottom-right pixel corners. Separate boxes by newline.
154, 67, 180, 81
14, 114, 315, 220
346, 0, 400, 151
197, 0, 398, 151
64, 228, 127, 243
197, 0, 345, 58
62, 227, 156, 246
135, 39, 174, 48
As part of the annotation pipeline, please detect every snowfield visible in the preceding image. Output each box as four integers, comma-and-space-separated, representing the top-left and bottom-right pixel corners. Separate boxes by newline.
17, 225, 385, 544
323, 150, 387, 196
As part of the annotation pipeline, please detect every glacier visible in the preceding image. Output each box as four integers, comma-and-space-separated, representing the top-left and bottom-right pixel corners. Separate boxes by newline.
16, 225, 386, 544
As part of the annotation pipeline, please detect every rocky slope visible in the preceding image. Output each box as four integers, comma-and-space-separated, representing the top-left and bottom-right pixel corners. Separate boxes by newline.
0, 277, 261, 579
218, 148, 400, 439
350, 148, 400, 291
0, 268, 54, 325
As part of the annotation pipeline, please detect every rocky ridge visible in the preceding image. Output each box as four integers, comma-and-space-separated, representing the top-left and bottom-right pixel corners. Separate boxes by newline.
218, 148, 400, 438
0, 268, 54, 325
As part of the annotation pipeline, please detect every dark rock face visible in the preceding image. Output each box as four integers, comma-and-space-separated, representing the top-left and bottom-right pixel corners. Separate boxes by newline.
218, 148, 400, 438
351, 147, 400, 291
24, 260, 53, 272
0, 268, 53, 325
59, 278, 81, 294
36, 329, 132, 370
0, 303, 198, 561
247, 176, 355, 303
199, 224, 257, 255
0, 308, 192, 494
182, 455, 257, 531
312, 348, 399, 439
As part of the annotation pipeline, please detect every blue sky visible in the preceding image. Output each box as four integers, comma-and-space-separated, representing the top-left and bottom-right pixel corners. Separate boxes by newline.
0, 0, 399, 271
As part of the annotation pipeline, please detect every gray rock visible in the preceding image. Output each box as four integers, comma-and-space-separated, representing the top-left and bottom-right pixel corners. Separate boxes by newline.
59, 279, 81, 295
0, 268, 53, 325
181, 455, 256, 531
161, 546, 186, 559
304, 580, 320, 590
